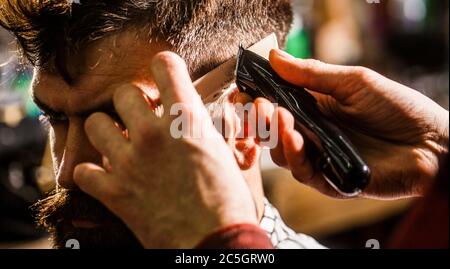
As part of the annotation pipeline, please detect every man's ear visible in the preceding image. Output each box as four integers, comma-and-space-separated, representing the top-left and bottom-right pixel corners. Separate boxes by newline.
224, 108, 261, 171
230, 137, 261, 171
231, 93, 277, 170
226, 92, 265, 171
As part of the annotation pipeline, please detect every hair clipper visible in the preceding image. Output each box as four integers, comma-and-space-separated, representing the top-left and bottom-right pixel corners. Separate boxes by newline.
235, 46, 370, 196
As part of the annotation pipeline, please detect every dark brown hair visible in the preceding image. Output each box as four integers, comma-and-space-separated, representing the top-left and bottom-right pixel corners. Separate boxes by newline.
0, 0, 292, 81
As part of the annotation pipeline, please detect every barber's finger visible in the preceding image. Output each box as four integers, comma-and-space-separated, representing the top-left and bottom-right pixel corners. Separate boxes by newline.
85, 112, 129, 163
269, 49, 360, 103
270, 107, 294, 168
151, 51, 203, 111
282, 129, 316, 182
245, 97, 273, 137
254, 98, 274, 122
113, 84, 160, 138
280, 128, 344, 198
254, 97, 274, 143
73, 163, 117, 203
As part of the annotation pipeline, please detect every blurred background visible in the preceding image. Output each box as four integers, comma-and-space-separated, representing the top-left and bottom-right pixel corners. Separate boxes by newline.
0, 0, 448, 248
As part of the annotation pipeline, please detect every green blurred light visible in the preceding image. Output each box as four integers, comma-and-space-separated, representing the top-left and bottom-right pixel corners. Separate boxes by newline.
285, 29, 311, 59
12, 71, 40, 118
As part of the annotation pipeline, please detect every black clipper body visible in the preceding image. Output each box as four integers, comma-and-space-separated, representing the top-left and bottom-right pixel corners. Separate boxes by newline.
235, 47, 370, 196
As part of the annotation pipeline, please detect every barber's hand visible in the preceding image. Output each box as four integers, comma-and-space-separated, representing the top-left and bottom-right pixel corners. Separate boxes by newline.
73, 52, 257, 248
263, 49, 449, 199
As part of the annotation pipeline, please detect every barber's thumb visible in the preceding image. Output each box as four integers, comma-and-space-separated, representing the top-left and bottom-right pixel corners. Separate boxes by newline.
73, 163, 110, 201
269, 49, 355, 101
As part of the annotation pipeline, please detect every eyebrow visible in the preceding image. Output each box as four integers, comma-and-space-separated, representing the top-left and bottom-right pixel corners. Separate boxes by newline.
32, 95, 116, 118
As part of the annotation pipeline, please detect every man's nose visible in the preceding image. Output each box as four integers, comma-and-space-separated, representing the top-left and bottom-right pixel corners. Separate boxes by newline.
57, 118, 102, 189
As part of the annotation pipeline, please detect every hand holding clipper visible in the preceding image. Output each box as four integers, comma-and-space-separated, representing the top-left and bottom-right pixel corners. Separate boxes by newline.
235, 47, 371, 196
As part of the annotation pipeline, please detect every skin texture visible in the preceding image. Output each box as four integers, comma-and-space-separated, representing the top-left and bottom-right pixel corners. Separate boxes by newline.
73, 53, 258, 248
32, 33, 263, 248
33, 29, 448, 247
264, 49, 449, 199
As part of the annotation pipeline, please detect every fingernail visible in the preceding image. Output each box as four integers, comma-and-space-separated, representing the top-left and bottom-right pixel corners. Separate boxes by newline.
274, 49, 295, 60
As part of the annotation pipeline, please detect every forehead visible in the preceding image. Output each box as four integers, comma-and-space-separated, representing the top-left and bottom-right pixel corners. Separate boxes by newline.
32, 32, 166, 114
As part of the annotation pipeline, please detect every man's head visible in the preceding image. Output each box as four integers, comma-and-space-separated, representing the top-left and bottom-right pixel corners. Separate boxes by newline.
1, 0, 292, 248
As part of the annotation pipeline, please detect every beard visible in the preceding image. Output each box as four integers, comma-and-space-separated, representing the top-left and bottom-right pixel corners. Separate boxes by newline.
33, 188, 143, 249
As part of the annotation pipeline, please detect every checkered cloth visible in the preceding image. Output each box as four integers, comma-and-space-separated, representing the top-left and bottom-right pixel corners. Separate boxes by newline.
259, 198, 326, 249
